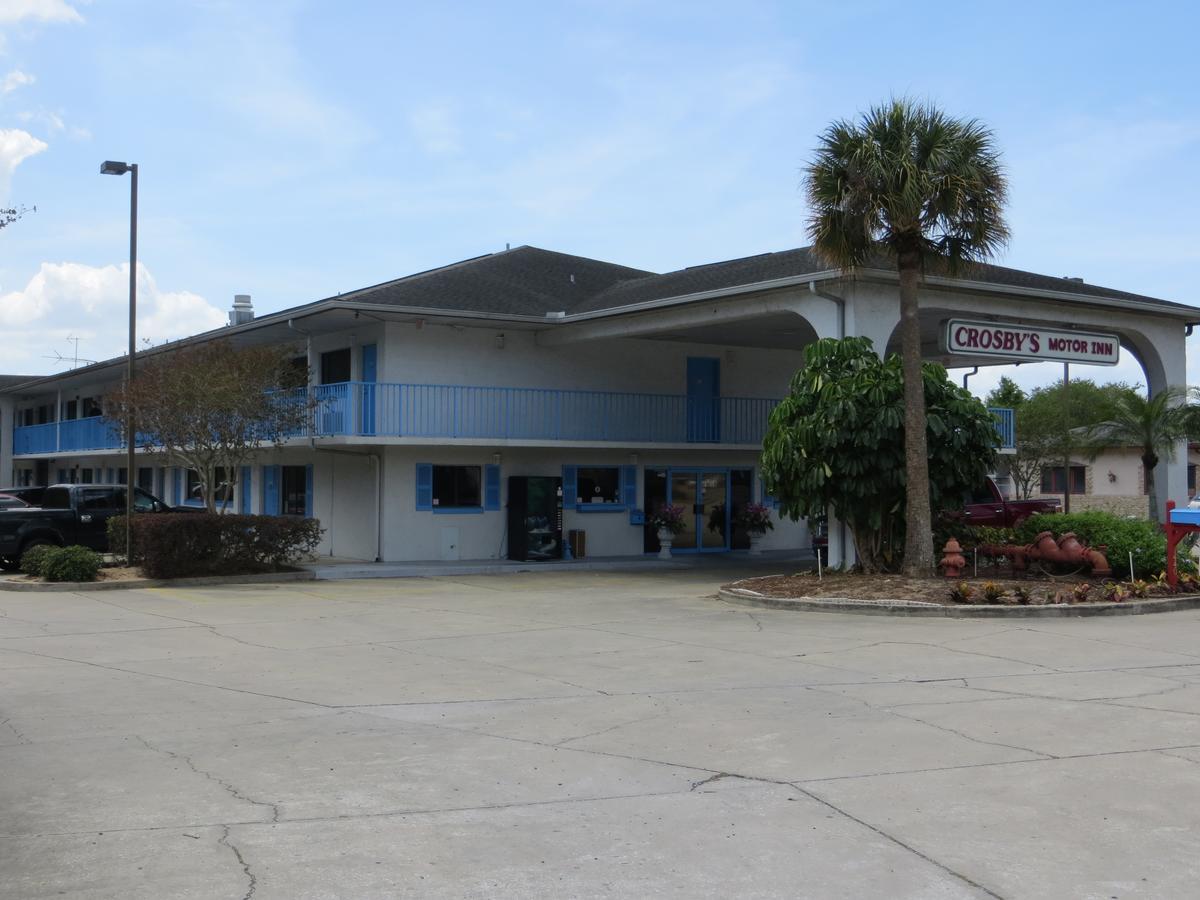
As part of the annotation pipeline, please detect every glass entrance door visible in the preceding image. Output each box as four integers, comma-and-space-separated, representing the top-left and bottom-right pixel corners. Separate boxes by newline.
662, 469, 729, 552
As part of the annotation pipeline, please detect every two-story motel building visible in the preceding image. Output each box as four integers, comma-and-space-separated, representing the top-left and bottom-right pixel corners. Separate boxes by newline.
0, 245, 1193, 566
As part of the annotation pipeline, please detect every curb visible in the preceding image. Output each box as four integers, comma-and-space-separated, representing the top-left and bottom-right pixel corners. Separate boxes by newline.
0, 570, 317, 592
717, 588, 1200, 618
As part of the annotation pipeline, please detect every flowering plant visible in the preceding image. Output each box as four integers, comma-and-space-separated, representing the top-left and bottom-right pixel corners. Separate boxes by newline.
649, 504, 687, 535
735, 503, 774, 534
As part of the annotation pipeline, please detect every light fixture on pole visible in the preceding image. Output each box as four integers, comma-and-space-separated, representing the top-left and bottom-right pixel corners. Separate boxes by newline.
100, 160, 138, 561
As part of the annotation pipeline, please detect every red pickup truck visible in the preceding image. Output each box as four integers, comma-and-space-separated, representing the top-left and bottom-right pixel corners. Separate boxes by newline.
957, 477, 1061, 528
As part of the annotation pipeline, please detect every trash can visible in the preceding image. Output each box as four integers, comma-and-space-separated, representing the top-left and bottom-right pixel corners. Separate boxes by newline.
568, 529, 586, 559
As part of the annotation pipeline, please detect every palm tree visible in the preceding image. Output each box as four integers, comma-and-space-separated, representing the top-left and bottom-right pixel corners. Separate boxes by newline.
1086, 386, 1200, 522
804, 99, 1009, 575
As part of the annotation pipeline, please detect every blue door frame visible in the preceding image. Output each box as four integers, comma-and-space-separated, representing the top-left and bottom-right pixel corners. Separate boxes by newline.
666, 466, 730, 553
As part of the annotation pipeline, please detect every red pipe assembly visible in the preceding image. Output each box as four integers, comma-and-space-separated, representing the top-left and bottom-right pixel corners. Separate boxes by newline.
959, 532, 1112, 578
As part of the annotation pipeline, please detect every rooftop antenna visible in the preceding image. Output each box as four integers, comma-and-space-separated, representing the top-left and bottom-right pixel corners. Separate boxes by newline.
42, 335, 98, 369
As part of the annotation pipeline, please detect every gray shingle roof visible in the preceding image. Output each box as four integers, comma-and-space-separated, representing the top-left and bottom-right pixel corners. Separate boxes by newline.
340, 244, 1189, 319
332, 246, 653, 317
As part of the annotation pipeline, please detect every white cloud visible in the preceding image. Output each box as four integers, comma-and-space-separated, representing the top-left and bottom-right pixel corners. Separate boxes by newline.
0, 0, 83, 25
1, 68, 33, 93
0, 261, 227, 373
0, 127, 46, 195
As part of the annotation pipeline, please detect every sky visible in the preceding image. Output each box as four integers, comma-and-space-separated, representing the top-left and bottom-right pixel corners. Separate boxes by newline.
1, 0, 1198, 398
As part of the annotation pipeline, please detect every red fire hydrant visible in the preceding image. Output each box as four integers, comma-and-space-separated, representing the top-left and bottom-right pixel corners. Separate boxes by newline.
940, 538, 966, 578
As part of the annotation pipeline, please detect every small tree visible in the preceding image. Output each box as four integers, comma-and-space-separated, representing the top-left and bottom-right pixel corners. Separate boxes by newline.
1085, 386, 1200, 522
105, 340, 310, 512
760, 337, 998, 573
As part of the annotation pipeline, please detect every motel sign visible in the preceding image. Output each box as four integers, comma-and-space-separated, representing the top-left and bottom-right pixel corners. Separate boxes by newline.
943, 319, 1120, 366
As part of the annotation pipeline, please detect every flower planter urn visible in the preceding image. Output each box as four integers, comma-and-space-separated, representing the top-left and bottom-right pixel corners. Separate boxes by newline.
747, 531, 764, 556
657, 527, 674, 559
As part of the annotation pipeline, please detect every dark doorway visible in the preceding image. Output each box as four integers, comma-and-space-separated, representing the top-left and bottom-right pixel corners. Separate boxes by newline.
320, 348, 352, 385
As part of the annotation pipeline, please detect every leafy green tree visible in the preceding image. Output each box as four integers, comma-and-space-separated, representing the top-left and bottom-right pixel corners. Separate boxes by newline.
1085, 386, 1200, 522
984, 376, 1026, 411
760, 337, 999, 573
805, 99, 1009, 575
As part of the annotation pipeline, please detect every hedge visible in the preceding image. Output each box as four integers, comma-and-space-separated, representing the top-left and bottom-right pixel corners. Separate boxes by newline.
21, 544, 102, 582
1013, 512, 1183, 580
108, 513, 322, 579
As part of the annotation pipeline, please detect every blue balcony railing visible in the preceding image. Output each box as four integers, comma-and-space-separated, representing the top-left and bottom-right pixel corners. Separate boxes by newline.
14, 382, 782, 454
989, 406, 1015, 451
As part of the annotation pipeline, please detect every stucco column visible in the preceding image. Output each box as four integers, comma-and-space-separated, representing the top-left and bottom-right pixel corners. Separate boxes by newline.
1130, 327, 1190, 517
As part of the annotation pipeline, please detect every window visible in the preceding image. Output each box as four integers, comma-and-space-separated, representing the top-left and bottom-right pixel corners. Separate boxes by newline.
320, 348, 352, 385
575, 466, 620, 505
433, 465, 481, 508
80, 468, 94, 484
281, 465, 308, 516
64, 399, 77, 421
188, 468, 235, 504
79, 488, 115, 511
137, 467, 155, 493
81, 396, 102, 418
1041, 465, 1086, 494
118, 468, 128, 485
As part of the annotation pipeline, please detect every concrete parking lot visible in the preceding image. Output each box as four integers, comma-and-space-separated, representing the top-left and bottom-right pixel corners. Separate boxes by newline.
4, 568, 1200, 899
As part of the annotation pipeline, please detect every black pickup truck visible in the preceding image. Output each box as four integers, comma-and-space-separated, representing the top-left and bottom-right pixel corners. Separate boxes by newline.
0, 484, 176, 568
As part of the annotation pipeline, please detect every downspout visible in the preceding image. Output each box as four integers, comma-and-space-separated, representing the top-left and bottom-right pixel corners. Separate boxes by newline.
808, 281, 845, 338
962, 366, 979, 391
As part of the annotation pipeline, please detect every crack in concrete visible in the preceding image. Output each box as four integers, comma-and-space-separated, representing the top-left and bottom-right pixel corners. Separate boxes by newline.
134, 736, 281, 823
0, 716, 31, 745
218, 824, 258, 900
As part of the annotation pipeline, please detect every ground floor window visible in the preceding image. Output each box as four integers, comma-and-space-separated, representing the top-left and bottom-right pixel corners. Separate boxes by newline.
187, 467, 235, 505
137, 467, 154, 493
281, 465, 308, 516
433, 465, 481, 508
575, 466, 620, 505
80, 468, 94, 484
1041, 465, 1085, 494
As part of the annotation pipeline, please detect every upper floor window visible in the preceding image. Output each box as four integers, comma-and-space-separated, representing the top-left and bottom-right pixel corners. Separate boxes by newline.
433, 465, 481, 508
320, 348, 351, 385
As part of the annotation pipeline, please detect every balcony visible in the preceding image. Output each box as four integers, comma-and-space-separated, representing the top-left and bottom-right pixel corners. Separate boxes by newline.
11, 383, 1016, 454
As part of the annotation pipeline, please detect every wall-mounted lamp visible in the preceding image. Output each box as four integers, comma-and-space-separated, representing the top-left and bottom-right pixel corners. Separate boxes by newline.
495, 333, 506, 349
492, 452, 502, 465
629, 453, 638, 465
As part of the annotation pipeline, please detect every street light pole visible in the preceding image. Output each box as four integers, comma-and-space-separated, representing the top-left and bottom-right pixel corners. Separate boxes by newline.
100, 160, 138, 562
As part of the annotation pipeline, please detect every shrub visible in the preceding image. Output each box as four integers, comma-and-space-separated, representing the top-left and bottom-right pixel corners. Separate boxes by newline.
19, 543, 56, 577
40, 545, 102, 582
108, 513, 322, 579
948, 582, 973, 604
981, 581, 1006, 604
1014, 512, 1180, 580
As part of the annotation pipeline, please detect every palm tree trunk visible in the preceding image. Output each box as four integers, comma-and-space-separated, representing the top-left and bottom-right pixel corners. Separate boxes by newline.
1144, 452, 1160, 523
898, 252, 934, 576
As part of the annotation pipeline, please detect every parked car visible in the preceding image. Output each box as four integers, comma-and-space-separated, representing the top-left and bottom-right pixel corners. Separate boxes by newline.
952, 476, 1061, 528
0, 493, 30, 510
0, 486, 45, 506
0, 484, 176, 569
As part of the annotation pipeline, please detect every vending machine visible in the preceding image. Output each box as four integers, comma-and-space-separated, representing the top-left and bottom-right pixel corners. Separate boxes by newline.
506, 476, 563, 561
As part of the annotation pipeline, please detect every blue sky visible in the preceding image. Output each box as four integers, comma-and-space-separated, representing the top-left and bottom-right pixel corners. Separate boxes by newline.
1, 0, 1198, 395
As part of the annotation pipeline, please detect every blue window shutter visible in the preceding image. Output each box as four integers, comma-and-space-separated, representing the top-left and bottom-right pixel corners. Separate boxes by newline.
484, 464, 501, 511
172, 468, 181, 506
621, 465, 636, 507
239, 466, 252, 514
304, 464, 314, 518
562, 465, 577, 504
415, 463, 433, 510
263, 465, 280, 516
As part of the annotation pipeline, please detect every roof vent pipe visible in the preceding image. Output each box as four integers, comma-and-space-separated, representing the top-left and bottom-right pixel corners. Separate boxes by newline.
230, 294, 254, 325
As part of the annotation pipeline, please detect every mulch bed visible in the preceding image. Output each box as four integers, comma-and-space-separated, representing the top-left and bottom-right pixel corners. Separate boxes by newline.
726, 573, 1156, 606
